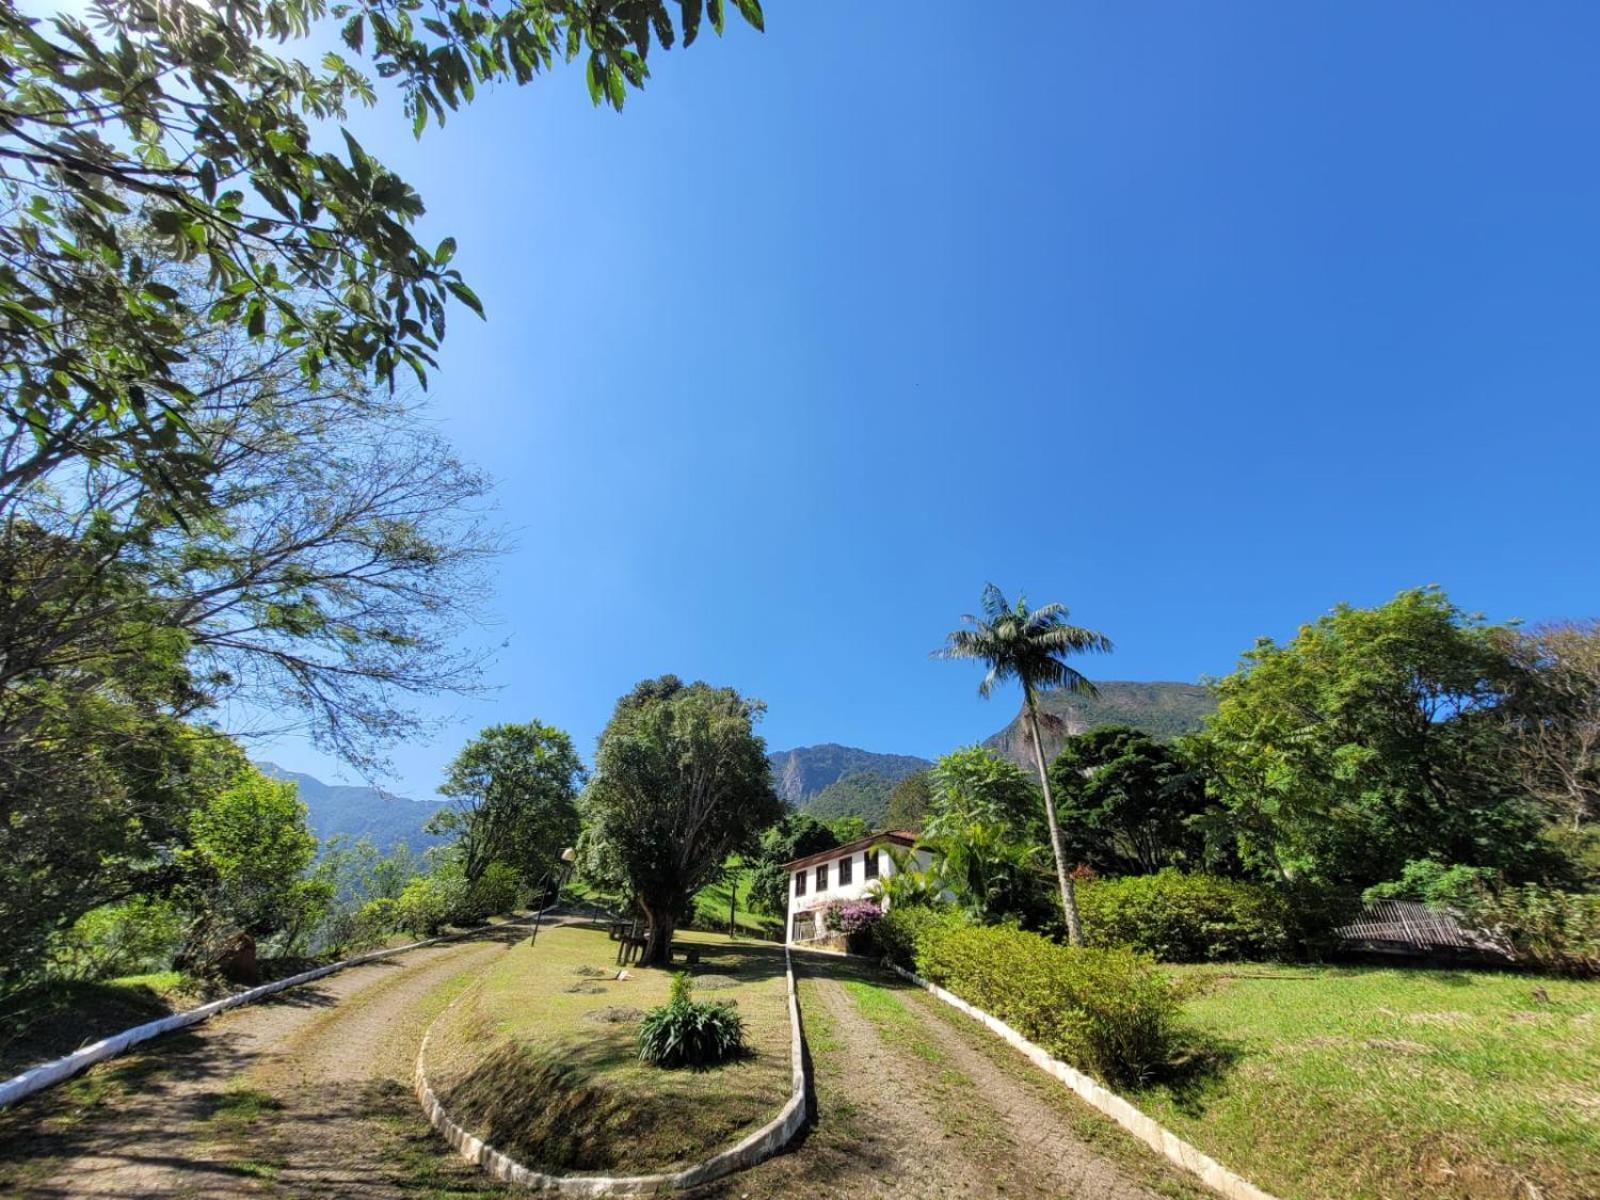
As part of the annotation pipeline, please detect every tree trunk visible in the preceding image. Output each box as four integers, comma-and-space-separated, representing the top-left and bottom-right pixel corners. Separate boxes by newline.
639, 900, 676, 967
1026, 694, 1085, 947
728, 877, 737, 936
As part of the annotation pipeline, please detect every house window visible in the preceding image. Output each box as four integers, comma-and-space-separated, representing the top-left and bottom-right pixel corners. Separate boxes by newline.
794, 870, 806, 897
838, 855, 853, 886
864, 849, 880, 879
816, 862, 828, 891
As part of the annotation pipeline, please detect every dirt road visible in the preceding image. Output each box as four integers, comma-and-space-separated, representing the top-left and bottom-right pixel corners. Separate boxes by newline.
0, 923, 530, 1199
2, 932, 1203, 1199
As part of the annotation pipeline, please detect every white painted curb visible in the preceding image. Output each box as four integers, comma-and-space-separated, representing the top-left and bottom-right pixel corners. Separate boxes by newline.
0, 910, 547, 1110
415, 944, 808, 1194
890, 963, 1280, 1200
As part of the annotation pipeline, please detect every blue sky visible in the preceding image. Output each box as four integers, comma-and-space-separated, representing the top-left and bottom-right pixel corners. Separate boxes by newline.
255, 3, 1600, 797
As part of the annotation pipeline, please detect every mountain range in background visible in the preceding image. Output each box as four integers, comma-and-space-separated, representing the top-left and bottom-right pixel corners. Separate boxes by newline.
257, 762, 446, 856
265, 681, 1217, 850
773, 680, 1217, 826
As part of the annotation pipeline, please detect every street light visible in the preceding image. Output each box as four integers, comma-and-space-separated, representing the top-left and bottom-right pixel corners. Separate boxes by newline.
529, 846, 577, 947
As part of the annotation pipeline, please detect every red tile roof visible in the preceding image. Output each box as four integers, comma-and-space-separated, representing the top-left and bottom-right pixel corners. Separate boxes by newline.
781, 830, 918, 872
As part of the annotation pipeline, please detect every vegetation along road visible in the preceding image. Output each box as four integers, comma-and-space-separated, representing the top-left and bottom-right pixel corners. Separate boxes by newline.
0, 923, 1207, 1200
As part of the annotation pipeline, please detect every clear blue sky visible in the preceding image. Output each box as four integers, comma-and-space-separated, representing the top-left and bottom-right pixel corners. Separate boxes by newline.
260, 2, 1600, 798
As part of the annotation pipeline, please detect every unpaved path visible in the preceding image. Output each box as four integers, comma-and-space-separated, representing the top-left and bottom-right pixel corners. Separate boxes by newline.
4, 933, 1204, 1200
0, 922, 538, 1199
692, 953, 1205, 1200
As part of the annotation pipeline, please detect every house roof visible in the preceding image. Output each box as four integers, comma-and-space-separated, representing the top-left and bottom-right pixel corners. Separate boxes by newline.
781, 830, 918, 873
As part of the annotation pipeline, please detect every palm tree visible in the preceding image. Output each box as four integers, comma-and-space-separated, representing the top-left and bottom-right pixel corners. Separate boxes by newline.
937, 584, 1112, 945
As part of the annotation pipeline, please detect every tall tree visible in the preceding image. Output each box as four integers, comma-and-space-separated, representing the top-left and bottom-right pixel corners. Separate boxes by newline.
1048, 726, 1208, 875
925, 745, 1040, 840
1498, 621, 1600, 829
938, 585, 1112, 945
431, 721, 584, 890
582, 675, 781, 965
1195, 587, 1545, 890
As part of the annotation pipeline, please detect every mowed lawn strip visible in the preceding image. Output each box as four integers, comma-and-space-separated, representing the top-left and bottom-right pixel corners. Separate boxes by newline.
1133, 964, 1600, 1200
424, 923, 792, 1175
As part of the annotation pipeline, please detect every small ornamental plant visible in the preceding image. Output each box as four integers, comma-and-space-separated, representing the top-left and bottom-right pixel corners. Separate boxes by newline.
637, 972, 747, 1068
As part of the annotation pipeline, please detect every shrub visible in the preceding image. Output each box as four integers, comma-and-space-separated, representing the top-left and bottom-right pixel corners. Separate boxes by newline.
1076, 870, 1291, 962
821, 899, 882, 936
636, 973, 746, 1068
1362, 859, 1501, 908
460, 861, 521, 923
1460, 884, 1600, 976
870, 905, 972, 969
50, 898, 187, 982
915, 923, 1184, 1085
396, 876, 451, 936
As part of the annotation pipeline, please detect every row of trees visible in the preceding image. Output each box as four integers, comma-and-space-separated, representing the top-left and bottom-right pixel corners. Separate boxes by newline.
871, 586, 1599, 946
1, 0, 762, 999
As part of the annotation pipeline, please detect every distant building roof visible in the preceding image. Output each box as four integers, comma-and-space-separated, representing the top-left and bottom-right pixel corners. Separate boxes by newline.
782, 830, 917, 872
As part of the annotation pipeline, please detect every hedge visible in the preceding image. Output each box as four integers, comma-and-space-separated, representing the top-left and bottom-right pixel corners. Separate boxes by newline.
872, 906, 1183, 1085
1076, 870, 1291, 962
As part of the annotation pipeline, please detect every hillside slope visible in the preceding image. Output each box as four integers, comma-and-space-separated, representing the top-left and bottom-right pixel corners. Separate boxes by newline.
766, 743, 930, 806
257, 762, 446, 855
982, 680, 1216, 769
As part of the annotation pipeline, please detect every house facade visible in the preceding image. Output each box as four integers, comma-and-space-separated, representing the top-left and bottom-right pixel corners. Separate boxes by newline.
782, 830, 932, 945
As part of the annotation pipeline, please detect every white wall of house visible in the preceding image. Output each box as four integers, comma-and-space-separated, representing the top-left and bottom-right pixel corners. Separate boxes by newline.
787, 845, 935, 944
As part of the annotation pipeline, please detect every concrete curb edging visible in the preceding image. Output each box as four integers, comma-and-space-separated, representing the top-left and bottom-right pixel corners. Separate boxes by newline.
414, 944, 808, 1194
0, 910, 548, 1111
890, 963, 1281, 1200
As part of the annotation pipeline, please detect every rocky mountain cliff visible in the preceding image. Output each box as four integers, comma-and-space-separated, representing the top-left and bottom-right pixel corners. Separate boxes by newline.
766, 744, 931, 807
257, 762, 447, 855
981, 680, 1216, 770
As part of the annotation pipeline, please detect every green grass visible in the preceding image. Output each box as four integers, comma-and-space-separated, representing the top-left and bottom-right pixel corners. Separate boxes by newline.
425, 922, 792, 1174
0, 973, 195, 1079
691, 859, 784, 939
1132, 964, 1600, 1200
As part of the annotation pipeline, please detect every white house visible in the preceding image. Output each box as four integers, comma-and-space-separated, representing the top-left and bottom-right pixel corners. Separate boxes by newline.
782, 830, 935, 945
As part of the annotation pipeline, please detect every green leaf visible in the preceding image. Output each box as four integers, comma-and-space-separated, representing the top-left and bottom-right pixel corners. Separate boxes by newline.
434, 237, 457, 265
731, 0, 764, 31
585, 55, 602, 105
709, 0, 724, 35
446, 280, 484, 318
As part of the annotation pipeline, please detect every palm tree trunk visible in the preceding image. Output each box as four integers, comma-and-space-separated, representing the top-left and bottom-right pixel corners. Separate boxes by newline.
1025, 692, 1085, 947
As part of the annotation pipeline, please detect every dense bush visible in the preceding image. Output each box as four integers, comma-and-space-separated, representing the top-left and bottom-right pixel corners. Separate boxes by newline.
871, 905, 973, 969
51, 898, 187, 982
396, 876, 452, 936
1076, 871, 1291, 962
822, 899, 883, 936
872, 905, 1183, 1085
636, 974, 747, 1068
1461, 885, 1600, 976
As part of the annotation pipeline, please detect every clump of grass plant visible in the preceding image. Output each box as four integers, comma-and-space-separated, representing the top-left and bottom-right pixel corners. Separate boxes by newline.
636, 973, 746, 1069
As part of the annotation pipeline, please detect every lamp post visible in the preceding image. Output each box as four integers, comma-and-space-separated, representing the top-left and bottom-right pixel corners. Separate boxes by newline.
529, 846, 577, 947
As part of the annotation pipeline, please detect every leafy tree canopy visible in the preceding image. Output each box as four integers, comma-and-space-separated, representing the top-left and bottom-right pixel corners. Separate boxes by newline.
746, 812, 837, 915
0, 0, 761, 503
1194, 586, 1548, 890
582, 675, 780, 963
926, 745, 1039, 840
430, 720, 584, 889
885, 769, 932, 831
1048, 725, 1209, 876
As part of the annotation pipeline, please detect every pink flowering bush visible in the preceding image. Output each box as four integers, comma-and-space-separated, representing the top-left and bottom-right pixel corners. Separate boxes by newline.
822, 899, 883, 936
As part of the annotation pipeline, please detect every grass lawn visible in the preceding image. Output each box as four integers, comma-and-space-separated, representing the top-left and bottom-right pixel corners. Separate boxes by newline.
0, 971, 193, 1080
424, 921, 792, 1175
1131, 964, 1600, 1200
692, 859, 784, 939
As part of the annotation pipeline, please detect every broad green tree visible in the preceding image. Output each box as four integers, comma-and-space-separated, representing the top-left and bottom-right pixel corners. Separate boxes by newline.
431, 721, 584, 891
186, 766, 325, 950
1049, 726, 1208, 876
926, 745, 1040, 840
582, 675, 781, 965
938, 585, 1112, 945
1195, 587, 1546, 890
